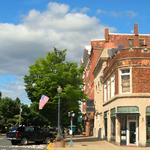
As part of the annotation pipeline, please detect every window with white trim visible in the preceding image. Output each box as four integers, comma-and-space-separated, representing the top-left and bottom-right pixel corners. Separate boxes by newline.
107, 80, 111, 100
110, 75, 115, 98
104, 75, 115, 103
104, 83, 107, 102
120, 68, 131, 93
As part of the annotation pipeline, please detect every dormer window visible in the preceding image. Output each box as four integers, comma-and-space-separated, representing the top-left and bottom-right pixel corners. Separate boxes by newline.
128, 39, 134, 48
139, 39, 145, 47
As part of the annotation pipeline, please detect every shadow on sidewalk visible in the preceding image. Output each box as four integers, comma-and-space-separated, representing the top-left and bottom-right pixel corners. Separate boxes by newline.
65, 135, 98, 143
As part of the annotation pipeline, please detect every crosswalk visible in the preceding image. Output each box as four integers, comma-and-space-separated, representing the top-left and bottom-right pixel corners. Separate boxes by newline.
0, 144, 46, 150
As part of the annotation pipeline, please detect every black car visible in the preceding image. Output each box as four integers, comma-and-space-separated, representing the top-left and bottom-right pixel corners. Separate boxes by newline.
6, 126, 56, 145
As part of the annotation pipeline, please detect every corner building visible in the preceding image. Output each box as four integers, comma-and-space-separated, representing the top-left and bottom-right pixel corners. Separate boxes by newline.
85, 24, 150, 146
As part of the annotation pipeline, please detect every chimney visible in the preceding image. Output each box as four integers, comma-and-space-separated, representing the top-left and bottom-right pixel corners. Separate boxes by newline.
134, 24, 138, 36
105, 28, 109, 42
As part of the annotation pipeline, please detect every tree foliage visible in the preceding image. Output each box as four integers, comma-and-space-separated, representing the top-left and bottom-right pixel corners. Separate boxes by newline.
0, 95, 49, 132
0, 97, 20, 132
24, 48, 84, 127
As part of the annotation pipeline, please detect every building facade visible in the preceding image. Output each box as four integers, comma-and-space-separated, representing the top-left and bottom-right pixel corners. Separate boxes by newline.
82, 40, 103, 136
84, 24, 150, 146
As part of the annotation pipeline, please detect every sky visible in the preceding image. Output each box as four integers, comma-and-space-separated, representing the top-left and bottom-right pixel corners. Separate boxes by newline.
0, 0, 149, 104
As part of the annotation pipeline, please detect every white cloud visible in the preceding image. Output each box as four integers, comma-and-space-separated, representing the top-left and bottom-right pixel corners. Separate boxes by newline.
97, 9, 137, 18
0, 2, 115, 103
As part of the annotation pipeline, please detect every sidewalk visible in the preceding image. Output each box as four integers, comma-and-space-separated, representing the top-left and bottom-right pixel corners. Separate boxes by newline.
52, 136, 150, 150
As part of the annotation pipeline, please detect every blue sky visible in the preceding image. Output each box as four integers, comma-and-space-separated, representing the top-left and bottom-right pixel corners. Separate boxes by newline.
0, 0, 149, 104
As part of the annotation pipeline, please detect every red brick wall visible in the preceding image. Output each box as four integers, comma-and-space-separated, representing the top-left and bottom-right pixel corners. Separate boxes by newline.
103, 49, 150, 95
108, 34, 150, 48
132, 68, 150, 93
83, 40, 104, 100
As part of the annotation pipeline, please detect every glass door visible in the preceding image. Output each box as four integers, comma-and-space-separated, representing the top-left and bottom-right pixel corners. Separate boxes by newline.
129, 121, 136, 144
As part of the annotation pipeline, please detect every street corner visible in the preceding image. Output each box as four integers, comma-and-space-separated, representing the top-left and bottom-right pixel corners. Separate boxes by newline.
46, 143, 54, 150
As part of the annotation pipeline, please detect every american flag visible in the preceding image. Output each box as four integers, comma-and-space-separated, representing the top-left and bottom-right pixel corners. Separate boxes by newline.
39, 95, 49, 110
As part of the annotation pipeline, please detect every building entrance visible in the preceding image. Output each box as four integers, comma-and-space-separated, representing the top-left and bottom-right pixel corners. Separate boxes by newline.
127, 116, 138, 146
129, 121, 136, 144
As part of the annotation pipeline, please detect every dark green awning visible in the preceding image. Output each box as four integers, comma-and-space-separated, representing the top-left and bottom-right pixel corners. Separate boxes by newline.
146, 106, 150, 116
116, 106, 139, 114
104, 111, 107, 118
110, 108, 116, 117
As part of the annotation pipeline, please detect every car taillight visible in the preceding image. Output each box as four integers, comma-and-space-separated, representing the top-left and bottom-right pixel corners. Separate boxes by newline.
16, 131, 21, 138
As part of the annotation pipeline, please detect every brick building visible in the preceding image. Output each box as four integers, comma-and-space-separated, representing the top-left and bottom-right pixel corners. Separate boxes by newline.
83, 24, 150, 146
82, 40, 103, 136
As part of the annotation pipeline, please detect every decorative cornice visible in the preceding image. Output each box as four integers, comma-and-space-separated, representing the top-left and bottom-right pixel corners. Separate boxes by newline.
103, 93, 150, 106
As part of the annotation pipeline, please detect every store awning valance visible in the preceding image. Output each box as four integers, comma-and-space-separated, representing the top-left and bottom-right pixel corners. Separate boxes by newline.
146, 106, 150, 116
104, 111, 107, 118
116, 106, 139, 114
110, 108, 116, 117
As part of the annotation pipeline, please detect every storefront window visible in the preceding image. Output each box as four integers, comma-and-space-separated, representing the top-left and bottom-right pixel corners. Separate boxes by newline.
104, 112, 107, 139
146, 116, 150, 143
120, 116, 127, 145
111, 117, 116, 141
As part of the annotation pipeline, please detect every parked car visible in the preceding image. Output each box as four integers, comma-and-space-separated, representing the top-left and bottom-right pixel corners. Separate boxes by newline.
6, 126, 56, 145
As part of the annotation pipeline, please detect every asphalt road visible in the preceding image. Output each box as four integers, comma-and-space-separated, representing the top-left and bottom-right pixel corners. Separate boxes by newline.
0, 135, 47, 150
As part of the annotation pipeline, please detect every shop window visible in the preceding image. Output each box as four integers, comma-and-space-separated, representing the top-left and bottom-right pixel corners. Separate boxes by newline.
146, 116, 150, 143
120, 68, 131, 93
104, 112, 107, 139
111, 117, 116, 141
120, 116, 127, 145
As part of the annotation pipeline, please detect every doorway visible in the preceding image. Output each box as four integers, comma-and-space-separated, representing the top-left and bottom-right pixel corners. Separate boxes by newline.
129, 121, 136, 144
127, 119, 138, 146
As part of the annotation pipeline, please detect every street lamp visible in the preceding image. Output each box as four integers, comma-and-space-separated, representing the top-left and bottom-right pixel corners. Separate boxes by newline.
57, 86, 62, 140
19, 104, 22, 126
68, 111, 75, 146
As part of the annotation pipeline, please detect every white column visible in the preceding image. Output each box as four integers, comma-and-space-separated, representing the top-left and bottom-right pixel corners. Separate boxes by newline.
139, 108, 146, 146
115, 116, 120, 145
107, 111, 111, 141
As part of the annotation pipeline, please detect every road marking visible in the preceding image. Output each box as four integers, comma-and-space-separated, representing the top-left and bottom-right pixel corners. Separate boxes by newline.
0, 145, 46, 149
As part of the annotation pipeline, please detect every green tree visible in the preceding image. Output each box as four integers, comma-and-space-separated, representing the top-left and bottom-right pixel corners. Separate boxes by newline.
0, 97, 20, 132
0, 91, 2, 100
24, 48, 84, 127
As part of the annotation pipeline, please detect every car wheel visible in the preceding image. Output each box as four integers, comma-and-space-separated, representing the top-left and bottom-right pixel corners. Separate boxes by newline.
11, 140, 18, 145
45, 137, 51, 144
21, 137, 28, 145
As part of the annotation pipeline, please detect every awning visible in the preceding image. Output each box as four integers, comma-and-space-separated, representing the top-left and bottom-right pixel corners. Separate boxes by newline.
110, 108, 116, 117
116, 106, 139, 114
146, 106, 150, 116
104, 111, 107, 118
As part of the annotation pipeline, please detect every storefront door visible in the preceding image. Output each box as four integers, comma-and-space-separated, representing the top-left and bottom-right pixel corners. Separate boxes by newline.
129, 121, 136, 144
127, 119, 138, 146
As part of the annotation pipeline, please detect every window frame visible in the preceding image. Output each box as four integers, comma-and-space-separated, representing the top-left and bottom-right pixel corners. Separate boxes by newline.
119, 68, 132, 94
139, 38, 145, 47
110, 75, 115, 98
128, 39, 134, 48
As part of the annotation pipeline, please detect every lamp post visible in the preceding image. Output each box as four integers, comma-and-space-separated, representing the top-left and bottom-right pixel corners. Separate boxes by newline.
19, 104, 22, 126
57, 86, 62, 139
68, 111, 75, 146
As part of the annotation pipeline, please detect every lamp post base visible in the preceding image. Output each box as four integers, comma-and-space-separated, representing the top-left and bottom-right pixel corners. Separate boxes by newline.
54, 139, 65, 147
68, 140, 73, 147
